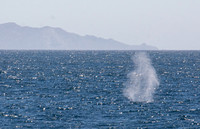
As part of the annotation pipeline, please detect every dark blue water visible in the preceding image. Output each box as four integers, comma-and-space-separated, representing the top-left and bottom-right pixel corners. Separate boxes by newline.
0, 50, 199, 128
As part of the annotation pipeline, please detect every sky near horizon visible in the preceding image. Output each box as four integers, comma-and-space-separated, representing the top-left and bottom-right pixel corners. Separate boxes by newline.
0, 0, 200, 50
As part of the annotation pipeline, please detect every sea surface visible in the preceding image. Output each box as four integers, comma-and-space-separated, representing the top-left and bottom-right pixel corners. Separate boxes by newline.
0, 50, 199, 128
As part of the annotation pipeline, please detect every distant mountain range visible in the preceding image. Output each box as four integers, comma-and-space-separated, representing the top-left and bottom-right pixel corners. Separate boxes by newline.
0, 22, 158, 50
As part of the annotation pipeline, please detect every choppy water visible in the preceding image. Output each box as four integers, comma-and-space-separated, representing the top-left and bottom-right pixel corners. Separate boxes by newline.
0, 50, 199, 128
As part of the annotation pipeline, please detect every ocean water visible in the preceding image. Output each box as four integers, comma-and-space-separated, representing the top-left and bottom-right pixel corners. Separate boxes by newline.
0, 50, 199, 128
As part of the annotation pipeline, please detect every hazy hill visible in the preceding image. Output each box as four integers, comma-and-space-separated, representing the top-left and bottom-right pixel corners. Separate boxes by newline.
0, 22, 158, 50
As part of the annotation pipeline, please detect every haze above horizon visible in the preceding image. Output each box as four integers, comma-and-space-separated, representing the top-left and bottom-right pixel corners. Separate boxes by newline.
0, 0, 200, 50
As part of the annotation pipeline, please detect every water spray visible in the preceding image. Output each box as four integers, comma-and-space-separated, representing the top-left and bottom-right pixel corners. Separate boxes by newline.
124, 52, 159, 102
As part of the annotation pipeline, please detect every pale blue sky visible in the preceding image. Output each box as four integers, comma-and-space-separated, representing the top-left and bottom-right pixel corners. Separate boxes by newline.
0, 0, 200, 50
